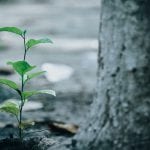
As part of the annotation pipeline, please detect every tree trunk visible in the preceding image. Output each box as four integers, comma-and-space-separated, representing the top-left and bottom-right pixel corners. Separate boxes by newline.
49, 0, 150, 149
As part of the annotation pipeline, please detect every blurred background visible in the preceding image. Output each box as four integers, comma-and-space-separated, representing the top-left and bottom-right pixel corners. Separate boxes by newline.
0, 0, 100, 136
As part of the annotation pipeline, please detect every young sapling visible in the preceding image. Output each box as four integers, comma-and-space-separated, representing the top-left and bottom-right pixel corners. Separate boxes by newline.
0, 27, 56, 140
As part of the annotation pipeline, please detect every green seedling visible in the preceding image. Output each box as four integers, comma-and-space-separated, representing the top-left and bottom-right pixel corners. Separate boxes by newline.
0, 27, 56, 140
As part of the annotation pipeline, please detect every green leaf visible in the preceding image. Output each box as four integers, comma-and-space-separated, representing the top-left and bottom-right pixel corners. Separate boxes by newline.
0, 27, 23, 36
26, 38, 53, 49
23, 90, 56, 99
0, 100, 19, 116
7, 61, 36, 76
28, 71, 46, 79
0, 79, 19, 91
24, 71, 46, 83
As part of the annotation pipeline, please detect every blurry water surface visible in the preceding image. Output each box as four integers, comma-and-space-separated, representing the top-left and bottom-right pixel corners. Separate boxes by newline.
0, 0, 99, 92
0, 0, 99, 51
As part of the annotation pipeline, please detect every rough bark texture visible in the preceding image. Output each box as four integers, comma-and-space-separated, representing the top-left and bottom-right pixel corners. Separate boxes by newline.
49, 0, 150, 150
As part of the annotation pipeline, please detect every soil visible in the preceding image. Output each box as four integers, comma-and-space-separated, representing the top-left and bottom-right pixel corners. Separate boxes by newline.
0, 138, 39, 150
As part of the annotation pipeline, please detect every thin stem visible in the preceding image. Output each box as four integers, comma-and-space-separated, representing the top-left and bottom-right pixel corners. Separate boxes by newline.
19, 74, 24, 140
23, 33, 27, 61
21, 74, 24, 92
18, 31, 27, 140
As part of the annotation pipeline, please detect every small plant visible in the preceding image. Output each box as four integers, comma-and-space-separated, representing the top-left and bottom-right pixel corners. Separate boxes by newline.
0, 27, 56, 140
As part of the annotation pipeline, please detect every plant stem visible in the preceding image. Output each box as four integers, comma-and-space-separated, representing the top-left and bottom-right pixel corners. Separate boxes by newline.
19, 74, 25, 140
23, 32, 27, 61
19, 32, 27, 140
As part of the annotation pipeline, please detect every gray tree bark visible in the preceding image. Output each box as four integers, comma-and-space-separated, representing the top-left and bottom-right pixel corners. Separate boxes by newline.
49, 0, 150, 149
